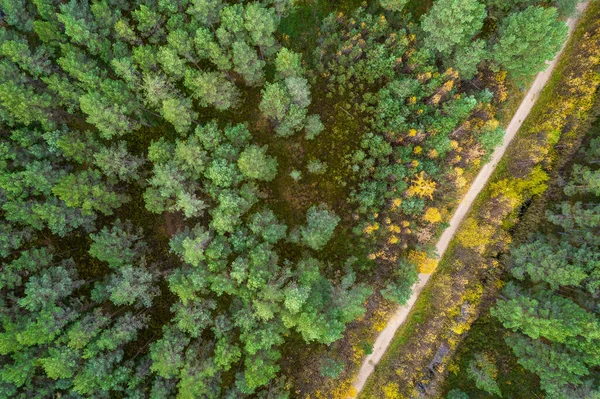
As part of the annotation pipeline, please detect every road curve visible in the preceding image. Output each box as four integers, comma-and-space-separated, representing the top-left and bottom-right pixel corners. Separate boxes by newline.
350, 3, 590, 397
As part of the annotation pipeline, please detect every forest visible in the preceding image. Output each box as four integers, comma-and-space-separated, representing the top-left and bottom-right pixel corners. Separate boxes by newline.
0, 0, 589, 398
358, 2, 600, 398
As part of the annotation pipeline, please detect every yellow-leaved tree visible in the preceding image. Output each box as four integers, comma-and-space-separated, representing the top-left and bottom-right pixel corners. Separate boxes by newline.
407, 171, 436, 199
424, 207, 442, 224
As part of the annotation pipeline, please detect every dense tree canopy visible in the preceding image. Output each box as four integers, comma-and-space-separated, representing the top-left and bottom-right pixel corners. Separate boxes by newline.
0, 0, 576, 396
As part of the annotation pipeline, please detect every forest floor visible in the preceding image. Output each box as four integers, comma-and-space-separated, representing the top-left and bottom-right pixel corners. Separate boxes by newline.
350, 2, 591, 396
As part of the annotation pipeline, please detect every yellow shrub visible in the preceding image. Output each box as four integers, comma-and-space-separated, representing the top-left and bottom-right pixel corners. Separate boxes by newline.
363, 223, 380, 235
456, 218, 494, 254
352, 344, 365, 364
388, 224, 401, 233
491, 166, 549, 202
442, 79, 455, 92
448, 362, 460, 375
450, 320, 471, 335
424, 207, 442, 224
382, 382, 402, 399
408, 251, 438, 274
315, 379, 357, 399
373, 307, 391, 332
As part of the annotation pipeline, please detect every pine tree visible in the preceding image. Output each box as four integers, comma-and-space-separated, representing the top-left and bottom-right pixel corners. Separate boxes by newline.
237, 145, 278, 182
493, 6, 568, 79
300, 204, 340, 250
421, 0, 487, 55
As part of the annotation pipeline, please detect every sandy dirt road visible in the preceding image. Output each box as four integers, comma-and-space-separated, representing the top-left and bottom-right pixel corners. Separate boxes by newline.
350, 3, 590, 396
